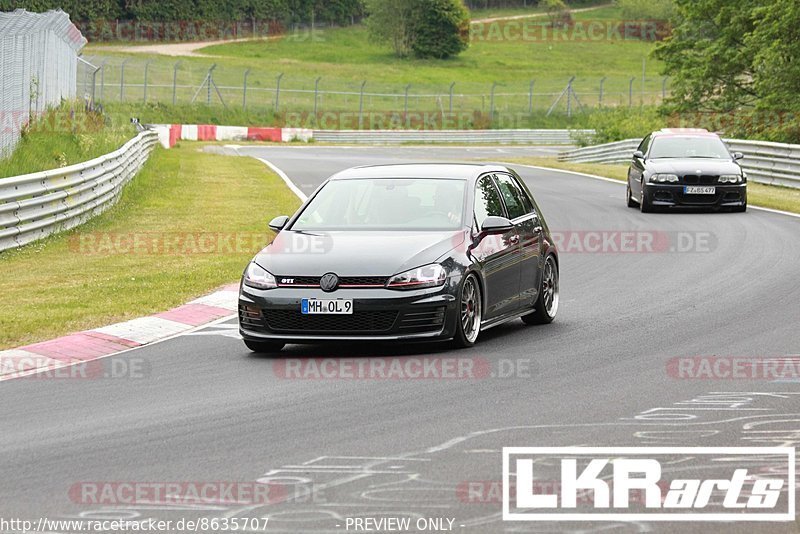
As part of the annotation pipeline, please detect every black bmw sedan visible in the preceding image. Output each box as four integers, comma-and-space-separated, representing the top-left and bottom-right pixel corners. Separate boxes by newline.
239, 164, 559, 353
626, 129, 747, 212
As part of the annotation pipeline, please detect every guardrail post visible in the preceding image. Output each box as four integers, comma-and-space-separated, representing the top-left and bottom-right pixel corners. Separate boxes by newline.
275, 73, 284, 111
599, 76, 606, 107
358, 80, 367, 129
243, 69, 251, 110
629, 77, 635, 107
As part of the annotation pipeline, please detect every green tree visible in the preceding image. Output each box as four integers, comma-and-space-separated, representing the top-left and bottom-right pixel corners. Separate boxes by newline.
366, 0, 469, 59
410, 0, 469, 59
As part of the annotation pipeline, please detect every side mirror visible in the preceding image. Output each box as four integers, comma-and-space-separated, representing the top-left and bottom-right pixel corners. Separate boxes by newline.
733, 152, 744, 160
480, 216, 514, 235
268, 215, 289, 232
633, 150, 644, 160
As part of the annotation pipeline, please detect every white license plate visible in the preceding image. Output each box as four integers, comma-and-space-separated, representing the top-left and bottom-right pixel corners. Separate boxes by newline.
301, 299, 353, 315
684, 186, 716, 195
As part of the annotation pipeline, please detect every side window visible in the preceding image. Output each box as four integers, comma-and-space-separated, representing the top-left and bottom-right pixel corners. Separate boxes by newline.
637, 134, 652, 155
494, 174, 530, 220
474, 175, 505, 228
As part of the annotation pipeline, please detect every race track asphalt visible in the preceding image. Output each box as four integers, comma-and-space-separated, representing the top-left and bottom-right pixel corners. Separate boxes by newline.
1, 145, 798, 533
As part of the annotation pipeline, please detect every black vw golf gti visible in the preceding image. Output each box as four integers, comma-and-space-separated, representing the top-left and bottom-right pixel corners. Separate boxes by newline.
626, 129, 747, 212
239, 164, 559, 353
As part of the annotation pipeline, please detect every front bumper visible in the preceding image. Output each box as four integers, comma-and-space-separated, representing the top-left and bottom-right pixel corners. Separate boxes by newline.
238, 281, 460, 343
645, 183, 746, 208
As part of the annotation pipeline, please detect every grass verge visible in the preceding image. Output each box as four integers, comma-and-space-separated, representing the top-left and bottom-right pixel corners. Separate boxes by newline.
503, 157, 800, 215
0, 143, 300, 349
0, 103, 134, 178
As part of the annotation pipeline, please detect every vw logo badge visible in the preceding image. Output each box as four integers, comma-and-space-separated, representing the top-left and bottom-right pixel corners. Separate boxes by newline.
320, 273, 339, 292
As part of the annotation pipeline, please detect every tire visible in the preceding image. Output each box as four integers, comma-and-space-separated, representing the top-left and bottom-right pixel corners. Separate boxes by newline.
626, 183, 638, 208
522, 254, 559, 325
244, 339, 285, 354
451, 273, 482, 348
639, 184, 655, 213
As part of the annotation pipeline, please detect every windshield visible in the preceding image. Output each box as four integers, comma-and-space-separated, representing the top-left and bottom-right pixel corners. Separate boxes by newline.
649, 136, 731, 159
291, 178, 466, 231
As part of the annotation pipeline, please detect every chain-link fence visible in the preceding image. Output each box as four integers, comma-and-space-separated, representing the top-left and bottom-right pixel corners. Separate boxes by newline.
0, 10, 87, 157
80, 55, 670, 127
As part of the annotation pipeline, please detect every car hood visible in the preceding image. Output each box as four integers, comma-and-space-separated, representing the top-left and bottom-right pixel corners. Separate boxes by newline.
253, 230, 466, 276
647, 158, 742, 175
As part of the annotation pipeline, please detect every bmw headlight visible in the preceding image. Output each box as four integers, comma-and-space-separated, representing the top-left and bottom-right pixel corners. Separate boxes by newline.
386, 264, 447, 290
243, 262, 277, 290
650, 174, 679, 183
719, 175, 742, 184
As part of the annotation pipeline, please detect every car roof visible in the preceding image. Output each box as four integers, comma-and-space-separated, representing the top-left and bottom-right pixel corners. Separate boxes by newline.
652, 128, 720, 138
328, 163, 509, 181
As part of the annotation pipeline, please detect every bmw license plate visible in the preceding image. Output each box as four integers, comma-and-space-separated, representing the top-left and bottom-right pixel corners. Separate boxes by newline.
684, 186, 716, 195
301, 299, 353, 315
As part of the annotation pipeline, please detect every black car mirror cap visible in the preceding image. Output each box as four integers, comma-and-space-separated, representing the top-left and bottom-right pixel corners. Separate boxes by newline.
480, 216, 515, 235
633, 150, 645, 159
269, 215, 290, 232
733, 152, 745, 160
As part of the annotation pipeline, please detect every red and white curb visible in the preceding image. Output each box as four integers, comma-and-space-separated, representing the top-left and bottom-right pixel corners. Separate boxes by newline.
0, 284, 240, 381
151, 124, 314, 148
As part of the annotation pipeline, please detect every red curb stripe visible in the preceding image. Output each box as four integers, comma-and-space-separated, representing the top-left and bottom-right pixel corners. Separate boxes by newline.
155, 303, 234, 326
197, 124, 218, 141
20, 333, 141, 362
247, 127, 282, 142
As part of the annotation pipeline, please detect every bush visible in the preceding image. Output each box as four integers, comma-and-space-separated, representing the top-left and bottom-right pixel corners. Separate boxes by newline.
539, 0, 572, 27
573, 107, 663, 145
615, 0, 676, 21
411, 0, 470, 59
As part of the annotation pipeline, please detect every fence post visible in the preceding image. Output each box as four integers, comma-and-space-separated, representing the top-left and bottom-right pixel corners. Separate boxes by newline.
207, 65, 216, 105
172, 61, 181, 105
490, 82, 498, 123
275, 73, 284, 111
99, 59, 107, 102
120, 59, 129, 102
528, 80, 535, 114
243, 68, 251, 110
628, 77, 635, 107
566, 77, 573, 118
662, 76, 669, 101
599, 76, 606, 107
449, 82, 455, 114
143, 60, 152, 103
404, 84, 411, 116
314, 76, 321, 115
358, 80, 367, 129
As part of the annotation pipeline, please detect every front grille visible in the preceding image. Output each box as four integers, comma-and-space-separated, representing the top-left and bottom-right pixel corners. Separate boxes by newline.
264, 310, 398, 334
682, 175, 718, 185
276, 275, 388, 288
398, 306, 447, 333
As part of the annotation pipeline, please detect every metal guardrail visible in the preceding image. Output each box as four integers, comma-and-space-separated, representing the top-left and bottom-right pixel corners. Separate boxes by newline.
0, 130, 159, 252
312, 129, 592, 145
559, 138, 800, 189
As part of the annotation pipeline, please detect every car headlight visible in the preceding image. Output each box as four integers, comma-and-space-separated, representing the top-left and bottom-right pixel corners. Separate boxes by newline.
650, 174, 679, 183
719, 175, 742, 184
386, 264, 447, 290
243, 262, 277, 290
